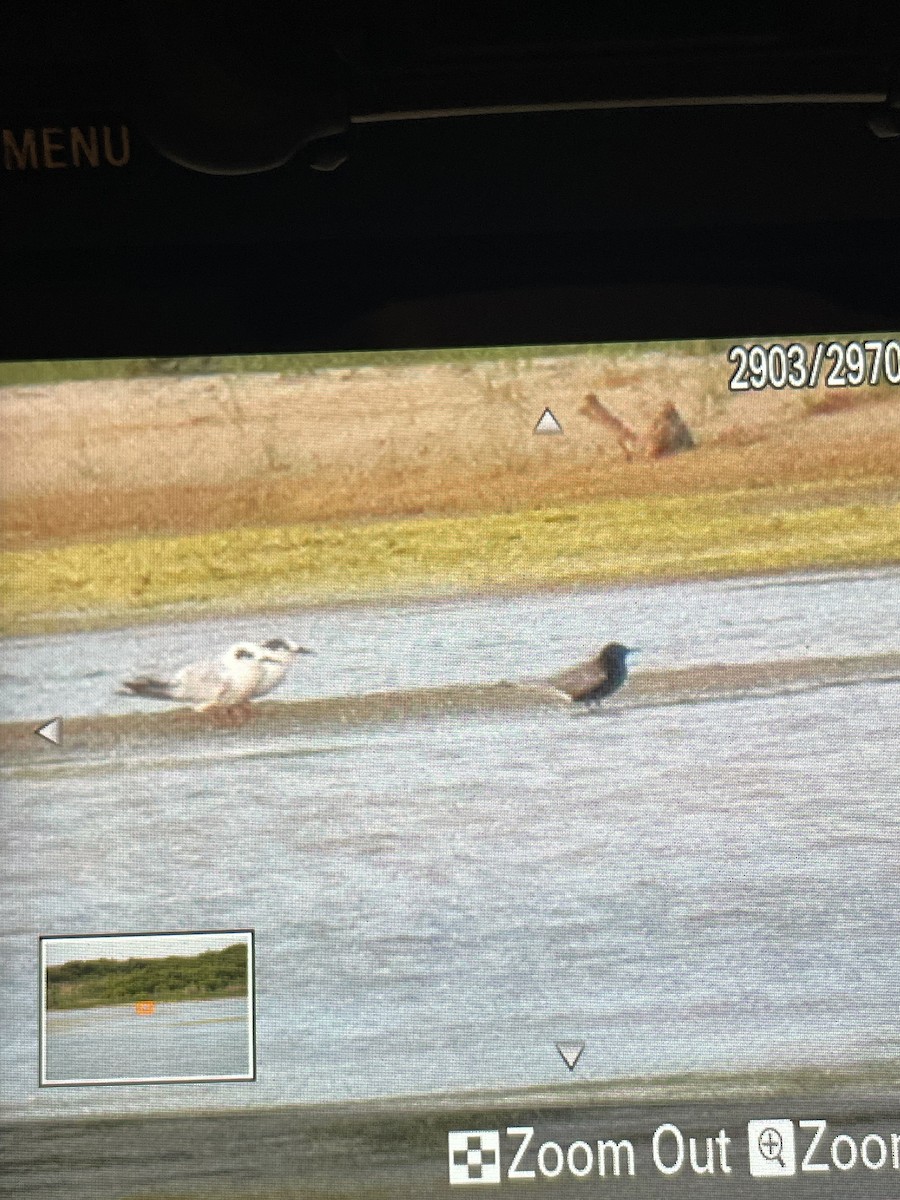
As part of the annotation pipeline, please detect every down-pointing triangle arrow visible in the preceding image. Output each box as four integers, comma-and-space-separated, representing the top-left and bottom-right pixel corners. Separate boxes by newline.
555, 1041, 585, 1070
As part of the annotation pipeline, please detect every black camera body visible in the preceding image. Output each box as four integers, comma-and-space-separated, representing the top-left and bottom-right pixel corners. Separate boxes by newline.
3, 4, 899, 360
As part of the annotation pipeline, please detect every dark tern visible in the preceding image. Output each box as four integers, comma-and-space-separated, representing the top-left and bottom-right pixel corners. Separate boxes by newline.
546, 642, 638, 703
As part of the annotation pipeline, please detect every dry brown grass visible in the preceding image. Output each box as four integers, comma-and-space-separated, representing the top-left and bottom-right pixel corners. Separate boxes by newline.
3, 351, 898, 634
2, 352, 898, 549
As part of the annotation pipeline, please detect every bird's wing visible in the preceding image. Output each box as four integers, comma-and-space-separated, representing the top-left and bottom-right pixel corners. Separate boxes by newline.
545, 658, 603, 700
253, 654, 293, 696
118, 674, 176, 699
254, 665, 285, 696
170, 658, 230, 703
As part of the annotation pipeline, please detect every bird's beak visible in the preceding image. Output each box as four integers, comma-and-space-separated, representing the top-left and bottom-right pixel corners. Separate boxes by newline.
297, 646, 315, 655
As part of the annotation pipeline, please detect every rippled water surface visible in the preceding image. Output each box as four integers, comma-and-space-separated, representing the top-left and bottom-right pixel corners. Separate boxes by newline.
44, 997, 251, 1083
2, 568, 899, 1118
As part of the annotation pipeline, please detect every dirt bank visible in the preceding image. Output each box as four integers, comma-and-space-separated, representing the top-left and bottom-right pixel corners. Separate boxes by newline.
3, 350, 898, 548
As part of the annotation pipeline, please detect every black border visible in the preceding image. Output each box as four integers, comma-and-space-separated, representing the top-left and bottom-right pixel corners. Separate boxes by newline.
38, 928, 256, 1087
2, 222, 900, 364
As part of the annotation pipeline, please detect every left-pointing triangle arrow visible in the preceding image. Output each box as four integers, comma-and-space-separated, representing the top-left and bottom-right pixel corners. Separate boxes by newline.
34, 718, 62, 746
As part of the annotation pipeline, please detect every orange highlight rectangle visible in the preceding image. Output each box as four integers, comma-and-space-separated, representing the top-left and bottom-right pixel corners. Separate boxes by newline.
134, 1000, 155, 1015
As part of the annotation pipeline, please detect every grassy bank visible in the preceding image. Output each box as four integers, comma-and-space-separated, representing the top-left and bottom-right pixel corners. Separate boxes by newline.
46, 943, 248, 1011
4, 485, 899, 635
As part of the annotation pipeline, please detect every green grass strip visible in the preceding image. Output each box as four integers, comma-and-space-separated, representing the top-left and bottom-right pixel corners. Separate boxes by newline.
3, 490, 899, 635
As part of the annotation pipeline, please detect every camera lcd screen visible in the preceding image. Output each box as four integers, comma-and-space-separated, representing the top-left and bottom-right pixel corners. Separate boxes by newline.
2, 333, 898, 1198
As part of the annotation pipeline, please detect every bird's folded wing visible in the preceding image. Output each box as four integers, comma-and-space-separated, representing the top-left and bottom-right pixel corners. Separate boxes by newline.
172, 660, 228, 701
544, 660, 598, 698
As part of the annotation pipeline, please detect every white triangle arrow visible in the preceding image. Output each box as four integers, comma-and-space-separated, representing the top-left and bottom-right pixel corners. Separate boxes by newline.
534, 408, 563, 435
34, 717, 62, 746
555, 1041, 585, 1070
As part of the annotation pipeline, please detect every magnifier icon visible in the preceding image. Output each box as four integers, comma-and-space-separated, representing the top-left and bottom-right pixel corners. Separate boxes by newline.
758, 1127, 786, 1168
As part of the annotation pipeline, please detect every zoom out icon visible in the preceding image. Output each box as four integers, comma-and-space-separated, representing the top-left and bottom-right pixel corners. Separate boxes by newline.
747, 1119, 797, 1177
448, 1131, 501, 1185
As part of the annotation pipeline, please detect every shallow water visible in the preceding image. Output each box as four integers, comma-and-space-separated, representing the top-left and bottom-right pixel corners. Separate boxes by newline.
44, 997, 251, 1083
4, 566, 900, 722
1, 567, 899, 1119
